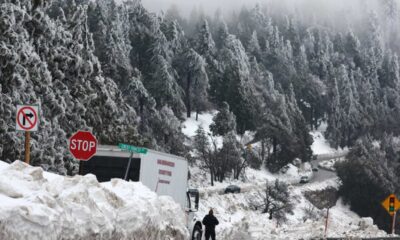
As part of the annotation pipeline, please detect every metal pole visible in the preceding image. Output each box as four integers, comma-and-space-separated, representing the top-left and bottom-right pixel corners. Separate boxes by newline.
78, 161, 83, 175
324, 208, 330, 238
392, 212, 397, 235
25, 131, 30, 164
124, 152, 133, 181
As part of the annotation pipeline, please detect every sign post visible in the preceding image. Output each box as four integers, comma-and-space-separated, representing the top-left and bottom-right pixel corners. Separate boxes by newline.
69, 131, 97, 175
25, 132, 30, 164
123, 152, 134, 181
16, 105, 39, 164
118, 143, 148, 180
381, 194, 400, 234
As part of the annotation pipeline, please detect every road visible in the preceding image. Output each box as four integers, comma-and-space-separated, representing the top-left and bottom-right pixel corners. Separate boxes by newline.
198, 152, 349, 197
309, 151, 348, 183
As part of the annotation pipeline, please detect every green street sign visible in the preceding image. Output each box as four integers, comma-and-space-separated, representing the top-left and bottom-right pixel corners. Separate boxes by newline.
118, 143, 148, 154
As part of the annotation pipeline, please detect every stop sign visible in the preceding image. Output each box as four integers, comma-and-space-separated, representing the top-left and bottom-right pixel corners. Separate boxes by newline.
69, 131, 97, 161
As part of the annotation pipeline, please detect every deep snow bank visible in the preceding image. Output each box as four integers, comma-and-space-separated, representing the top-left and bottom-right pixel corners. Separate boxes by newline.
0, 160, 189, 240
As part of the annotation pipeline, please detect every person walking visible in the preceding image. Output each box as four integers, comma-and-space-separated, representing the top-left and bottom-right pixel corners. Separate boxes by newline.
202, 209, 219, 240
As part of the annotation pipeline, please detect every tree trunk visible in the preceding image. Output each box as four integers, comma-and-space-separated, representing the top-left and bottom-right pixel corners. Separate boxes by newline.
210, 167, 214, 186
196, 110, 199, 121
186, 72, 192, 118
261, 139, 266, 163
273, 137, 277, 164
310, 106, 314, 130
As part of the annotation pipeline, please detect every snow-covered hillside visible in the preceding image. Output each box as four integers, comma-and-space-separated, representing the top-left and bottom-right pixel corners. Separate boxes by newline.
195, 175, 388, 239
184, 112, 392, 239
0, 161, 189, 240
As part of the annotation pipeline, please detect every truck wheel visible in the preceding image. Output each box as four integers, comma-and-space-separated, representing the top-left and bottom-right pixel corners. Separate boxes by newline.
192, 225, 202, 240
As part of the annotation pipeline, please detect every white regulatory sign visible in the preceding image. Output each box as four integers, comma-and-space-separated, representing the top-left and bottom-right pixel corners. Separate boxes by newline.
16, 105, 39, 132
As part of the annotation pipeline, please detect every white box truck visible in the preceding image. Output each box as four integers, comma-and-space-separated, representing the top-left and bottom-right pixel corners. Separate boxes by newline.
80, 145, 203, 240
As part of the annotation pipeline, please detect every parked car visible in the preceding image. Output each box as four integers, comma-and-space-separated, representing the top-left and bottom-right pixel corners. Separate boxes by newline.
312, 166, 319, 172
300, 176, 310, 184
224, 185, 241, 194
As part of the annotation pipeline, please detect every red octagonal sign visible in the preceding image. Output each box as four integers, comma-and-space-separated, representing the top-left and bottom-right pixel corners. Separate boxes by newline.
69, 131, 97, 161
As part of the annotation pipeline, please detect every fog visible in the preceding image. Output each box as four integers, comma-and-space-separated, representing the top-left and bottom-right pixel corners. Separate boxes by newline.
141, 0, 264, 16
140, 0, 381, 20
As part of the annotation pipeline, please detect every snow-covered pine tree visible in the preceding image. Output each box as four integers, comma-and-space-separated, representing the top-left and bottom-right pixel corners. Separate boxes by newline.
248, 31, 261, 61
326, 78, 342, 149
194, 126, 215, 186
210, 102, 237, 137
148, 54, 186, 115
216, 33, 259, 133
182, 49, 209, 119
216, 131, 243, 181
337, 65, 361, 147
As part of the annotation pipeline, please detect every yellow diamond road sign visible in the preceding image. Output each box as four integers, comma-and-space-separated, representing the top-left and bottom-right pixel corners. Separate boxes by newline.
381, 194, 400, 216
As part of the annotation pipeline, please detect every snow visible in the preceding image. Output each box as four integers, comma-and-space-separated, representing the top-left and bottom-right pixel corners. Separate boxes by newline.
182, 111, 223, 148
194, 174, 389, 239
0, 160, 189, 240
182, 111, 216, 138
318, 158, 346, 171
310, 122, 348, 155
277, 163, 313, 184
185, 114, 391, 239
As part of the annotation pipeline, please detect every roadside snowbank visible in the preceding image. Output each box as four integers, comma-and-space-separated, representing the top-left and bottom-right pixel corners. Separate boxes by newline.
318, 158, 346, 171
278, 163, 313, 184
0, 160, 189, 240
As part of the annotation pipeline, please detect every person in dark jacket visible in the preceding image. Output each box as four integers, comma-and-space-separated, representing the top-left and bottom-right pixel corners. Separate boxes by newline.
202, 209, 219, 240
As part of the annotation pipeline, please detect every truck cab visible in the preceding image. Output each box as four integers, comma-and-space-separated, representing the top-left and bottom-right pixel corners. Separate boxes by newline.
80, 145, 203, 240
187, 189, 202, 239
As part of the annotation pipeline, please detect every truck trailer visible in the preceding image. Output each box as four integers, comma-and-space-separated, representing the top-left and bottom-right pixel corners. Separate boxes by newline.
80, 145, 203, 240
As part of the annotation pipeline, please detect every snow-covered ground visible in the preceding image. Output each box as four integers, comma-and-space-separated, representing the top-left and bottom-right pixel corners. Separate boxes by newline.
185, 112, 392, 239
310, 122, 348, 155
190, 168, 389, 240
182, 111, 224, 149
194, 170, 388, 239
0, 161, 189, 240
182, 111, 217, 138
189, 157, 389, 239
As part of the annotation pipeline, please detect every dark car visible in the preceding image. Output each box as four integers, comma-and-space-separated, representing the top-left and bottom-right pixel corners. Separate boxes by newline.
224, 185, 241, 194
300, 176, 310, 184
312, 167, 319, 172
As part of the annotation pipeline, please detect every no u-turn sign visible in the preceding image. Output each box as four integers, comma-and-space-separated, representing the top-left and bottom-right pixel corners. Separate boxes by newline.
16, 105, 39, 132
